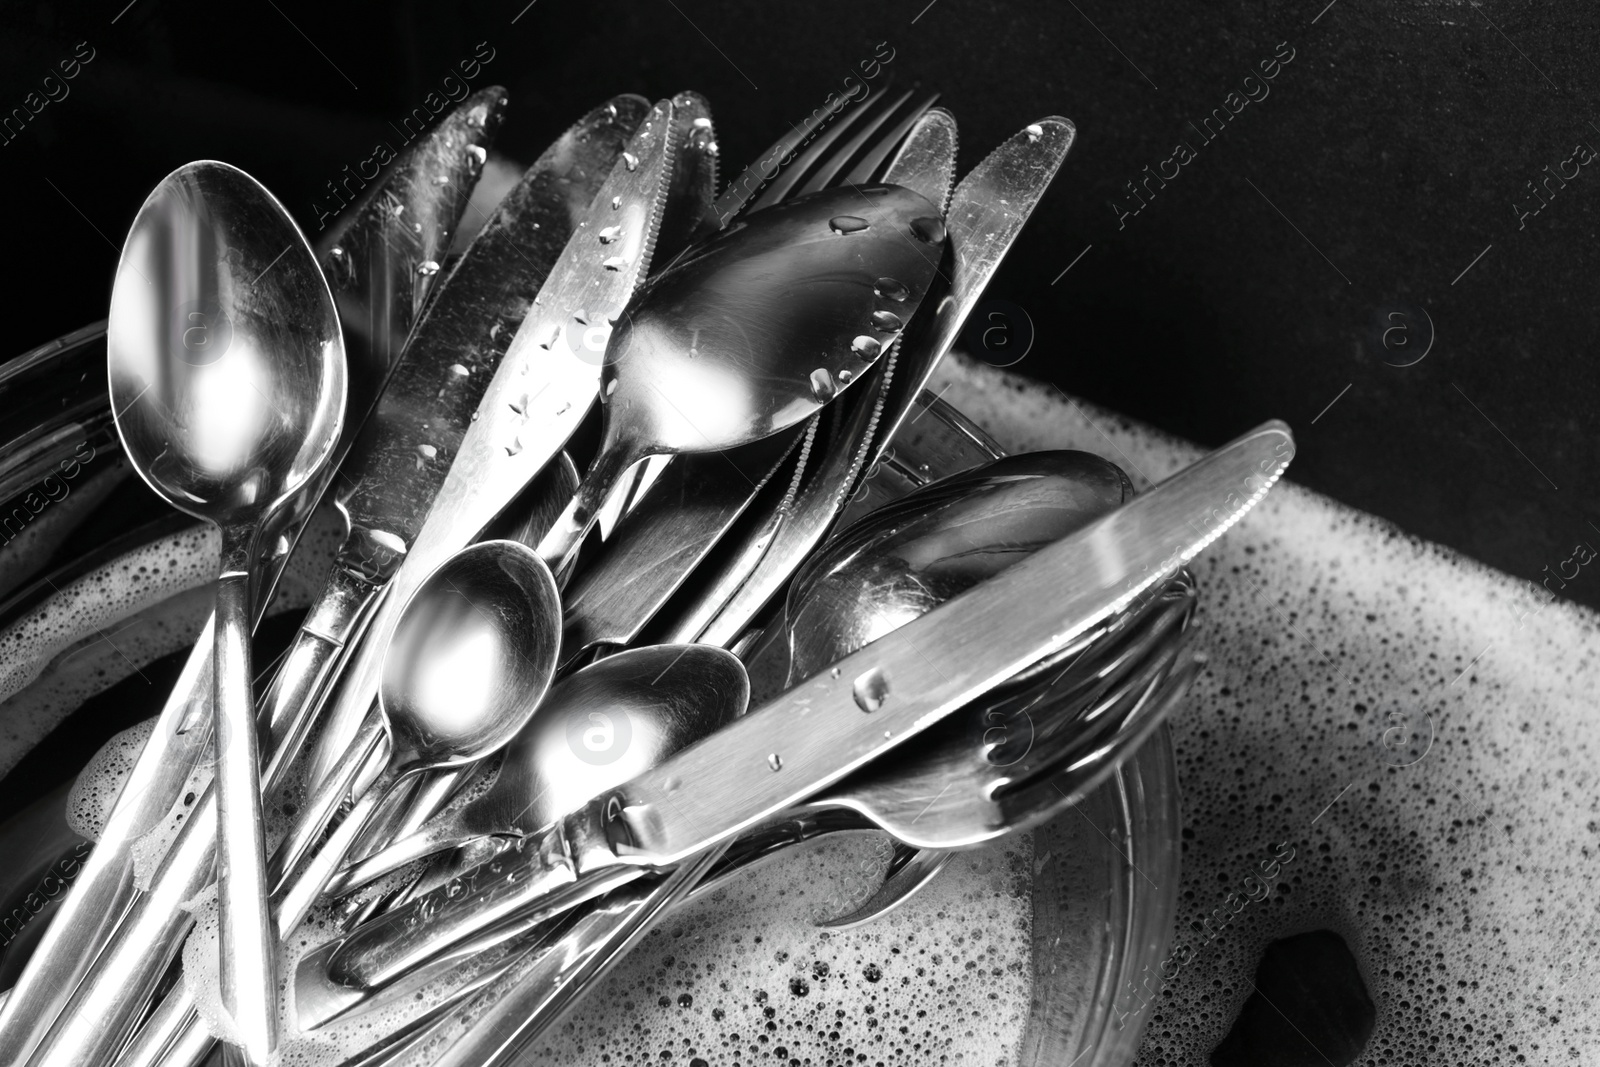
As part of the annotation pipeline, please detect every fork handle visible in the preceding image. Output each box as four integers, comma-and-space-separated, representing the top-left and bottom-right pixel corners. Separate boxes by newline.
323, 813, 482, 898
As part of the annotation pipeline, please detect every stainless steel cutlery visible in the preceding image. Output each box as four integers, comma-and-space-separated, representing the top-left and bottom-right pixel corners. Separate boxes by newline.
0, 85, 1301, 1067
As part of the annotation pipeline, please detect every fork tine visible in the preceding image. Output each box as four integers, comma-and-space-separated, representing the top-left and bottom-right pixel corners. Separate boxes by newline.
749, 86, 898, 210
840, 93, 941, 187
795, 89, 921, 195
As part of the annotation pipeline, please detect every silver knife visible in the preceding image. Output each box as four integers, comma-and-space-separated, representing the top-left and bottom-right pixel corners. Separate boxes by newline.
309, 419, 1294, 994
694, 116, 1076, 647
0, 90, 504, 1067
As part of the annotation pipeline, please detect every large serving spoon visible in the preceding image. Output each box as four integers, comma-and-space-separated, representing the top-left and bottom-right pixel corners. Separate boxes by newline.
100, 538, 561, 1067
322, 643, 749, 899
107, 160, 347, 1063
534, 183, 947, 578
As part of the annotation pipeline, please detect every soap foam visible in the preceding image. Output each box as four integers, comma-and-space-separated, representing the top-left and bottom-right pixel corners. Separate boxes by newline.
254, 831, 1033, 1067
66, 716, 158, 841
934, 354, 1600, 1065
8, 507, 347, 848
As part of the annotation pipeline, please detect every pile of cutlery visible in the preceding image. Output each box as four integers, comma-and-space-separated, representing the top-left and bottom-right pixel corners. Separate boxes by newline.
0, 84, 1294, 1067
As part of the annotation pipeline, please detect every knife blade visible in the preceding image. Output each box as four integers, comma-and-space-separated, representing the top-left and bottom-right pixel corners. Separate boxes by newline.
313, 419, 1294, 994
694, 116, 1076, 647
0, 91, 505, 1067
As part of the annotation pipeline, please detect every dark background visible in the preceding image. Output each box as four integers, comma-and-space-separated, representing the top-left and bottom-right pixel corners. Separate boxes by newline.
2, 0, 1594, 609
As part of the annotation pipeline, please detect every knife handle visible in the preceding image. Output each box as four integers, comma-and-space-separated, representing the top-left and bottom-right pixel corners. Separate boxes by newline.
322, 802, 642, 993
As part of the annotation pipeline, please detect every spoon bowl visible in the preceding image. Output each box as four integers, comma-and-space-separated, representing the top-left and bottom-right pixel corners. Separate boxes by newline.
109, 160, 346, 528
746, 450, 1137, 700
536, 183, 946, 576
381, 541, 565, 774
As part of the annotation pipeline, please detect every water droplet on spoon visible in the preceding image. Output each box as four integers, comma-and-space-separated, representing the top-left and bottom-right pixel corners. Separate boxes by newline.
910, 216, 946, 243
829, 215, 870, 234
874, 278, 910, 301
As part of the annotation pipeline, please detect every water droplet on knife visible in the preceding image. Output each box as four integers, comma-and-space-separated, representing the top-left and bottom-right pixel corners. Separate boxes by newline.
829, 215, 870, 234
853, 668, 889, 712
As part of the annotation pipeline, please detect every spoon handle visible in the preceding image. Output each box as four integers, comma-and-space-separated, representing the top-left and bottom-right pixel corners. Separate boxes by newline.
212, 553, 277, 1064
273, 763, 400, 937
270, 709, 387, 891
324, 813, 482, 898
535, 444, 640, 582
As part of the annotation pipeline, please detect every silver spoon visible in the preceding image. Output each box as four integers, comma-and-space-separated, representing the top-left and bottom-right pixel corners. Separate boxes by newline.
534, 183, 947, 577
323, 643, 749, 900
755, 449, 1138, 700
271, 539, 562, 928
104, 539, 562, 1067
107, 159, 347, 1063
